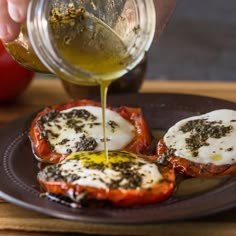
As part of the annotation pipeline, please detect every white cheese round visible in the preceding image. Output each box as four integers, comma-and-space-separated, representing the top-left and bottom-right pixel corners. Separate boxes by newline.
163, 109, 236, 165
41, 106, 135, 154
39, 151, 163, 190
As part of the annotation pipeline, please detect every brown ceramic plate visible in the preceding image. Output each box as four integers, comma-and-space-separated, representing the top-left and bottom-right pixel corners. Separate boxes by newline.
1, 93, 236, 224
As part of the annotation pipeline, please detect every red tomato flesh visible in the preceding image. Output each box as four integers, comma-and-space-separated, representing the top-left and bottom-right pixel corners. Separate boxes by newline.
29, 100, 152, 163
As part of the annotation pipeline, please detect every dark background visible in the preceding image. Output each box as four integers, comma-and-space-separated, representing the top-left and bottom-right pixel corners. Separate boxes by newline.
147, 0, 236, 81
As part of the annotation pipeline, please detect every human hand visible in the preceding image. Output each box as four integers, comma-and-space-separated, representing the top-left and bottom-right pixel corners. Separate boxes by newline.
0, 0, 30, 42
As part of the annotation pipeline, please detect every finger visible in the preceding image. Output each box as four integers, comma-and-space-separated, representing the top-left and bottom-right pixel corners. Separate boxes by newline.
7, 0, 30, 23
0, 0, 20, 41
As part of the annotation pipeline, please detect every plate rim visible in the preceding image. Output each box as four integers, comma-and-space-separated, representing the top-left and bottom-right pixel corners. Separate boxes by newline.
1, 92, 236, 224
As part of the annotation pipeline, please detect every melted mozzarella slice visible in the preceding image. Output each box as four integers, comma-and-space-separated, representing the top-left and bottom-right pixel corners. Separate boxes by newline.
164, 109, 236, 165
38, 151, 163, 191
40, 106, 135, 154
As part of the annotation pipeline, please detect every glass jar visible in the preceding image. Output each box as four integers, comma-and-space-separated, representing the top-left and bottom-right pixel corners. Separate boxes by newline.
4, 0, 177, 98
20, 0, 155, 86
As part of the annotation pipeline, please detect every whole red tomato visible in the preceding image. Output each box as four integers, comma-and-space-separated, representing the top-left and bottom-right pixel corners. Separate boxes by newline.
0, 40, 34, 102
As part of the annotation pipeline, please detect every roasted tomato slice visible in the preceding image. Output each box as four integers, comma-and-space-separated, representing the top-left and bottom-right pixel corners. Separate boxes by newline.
29, 100, 152, 163
37, 151, 175, 207
156, 139, 235, 177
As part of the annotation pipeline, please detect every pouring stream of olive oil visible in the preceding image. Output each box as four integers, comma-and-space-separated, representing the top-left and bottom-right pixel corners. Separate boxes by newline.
50, 7, 133, 161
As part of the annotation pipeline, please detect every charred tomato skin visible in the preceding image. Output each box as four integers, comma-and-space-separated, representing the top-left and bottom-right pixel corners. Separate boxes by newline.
156, 139, 235, 177
38, 165, 175, 207
29, 100, 152, 163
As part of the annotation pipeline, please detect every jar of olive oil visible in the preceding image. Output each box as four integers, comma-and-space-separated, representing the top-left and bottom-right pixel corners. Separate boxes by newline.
5, 0, 156, 87
4, 1, 177, 97
30, 0, 156, 86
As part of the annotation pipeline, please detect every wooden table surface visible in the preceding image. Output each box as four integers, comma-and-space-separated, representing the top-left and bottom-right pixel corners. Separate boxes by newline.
1, 78, 236, 236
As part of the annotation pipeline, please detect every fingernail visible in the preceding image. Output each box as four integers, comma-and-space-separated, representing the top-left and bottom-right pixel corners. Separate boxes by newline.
8, 3, 23, 22
0, 24, 9, 39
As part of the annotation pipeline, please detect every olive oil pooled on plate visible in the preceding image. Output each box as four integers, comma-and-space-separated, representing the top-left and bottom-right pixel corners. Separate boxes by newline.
49, 7, 133, 160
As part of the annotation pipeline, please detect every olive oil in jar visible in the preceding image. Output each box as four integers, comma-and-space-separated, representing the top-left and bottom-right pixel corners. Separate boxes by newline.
49, 9, 133, 82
